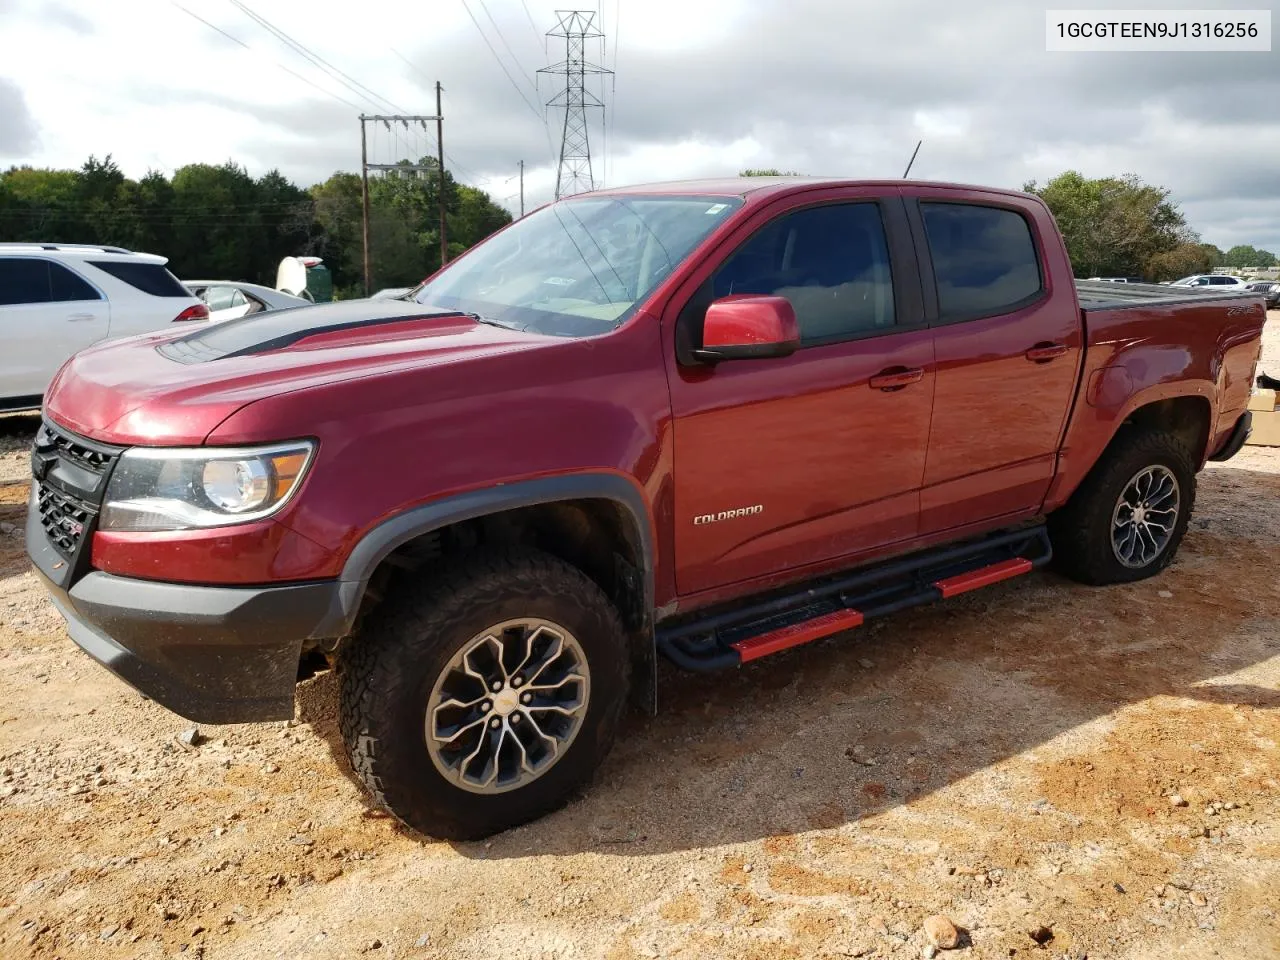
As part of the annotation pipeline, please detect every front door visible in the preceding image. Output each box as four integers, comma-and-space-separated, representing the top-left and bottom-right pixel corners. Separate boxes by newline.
666, 189, 936, 598
905, 193, 1083, 534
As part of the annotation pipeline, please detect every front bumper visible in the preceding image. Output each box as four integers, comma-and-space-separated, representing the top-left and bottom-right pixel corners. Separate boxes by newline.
28, 493, 340, 723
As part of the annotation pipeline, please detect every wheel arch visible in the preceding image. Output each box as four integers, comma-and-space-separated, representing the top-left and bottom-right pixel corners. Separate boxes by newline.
1045, 387, 1214, 513
313, 473, 658, 712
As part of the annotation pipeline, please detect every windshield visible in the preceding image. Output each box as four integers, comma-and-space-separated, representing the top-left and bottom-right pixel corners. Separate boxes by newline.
412, 194, 743, 336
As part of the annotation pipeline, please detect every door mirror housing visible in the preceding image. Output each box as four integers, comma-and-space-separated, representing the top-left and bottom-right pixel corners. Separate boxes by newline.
694, 295, 800, 363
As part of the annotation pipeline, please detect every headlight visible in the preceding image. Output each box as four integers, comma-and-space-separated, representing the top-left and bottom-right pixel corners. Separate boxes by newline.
100, 441, 315, 532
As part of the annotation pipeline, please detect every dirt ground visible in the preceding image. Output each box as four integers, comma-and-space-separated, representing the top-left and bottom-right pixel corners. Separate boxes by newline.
1, 319, 1279, 960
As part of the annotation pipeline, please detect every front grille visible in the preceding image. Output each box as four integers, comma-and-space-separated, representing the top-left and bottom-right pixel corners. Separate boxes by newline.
37, 484, 92, 560
34, 422, 119, 475
30, 420, 124, 574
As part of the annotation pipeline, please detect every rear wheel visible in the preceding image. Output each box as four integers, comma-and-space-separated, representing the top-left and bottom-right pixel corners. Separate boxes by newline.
1048, 427, 1196, 585
339, 548, 630, 840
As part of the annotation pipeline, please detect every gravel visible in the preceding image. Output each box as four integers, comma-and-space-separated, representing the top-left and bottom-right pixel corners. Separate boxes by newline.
1, 317, 1278, 958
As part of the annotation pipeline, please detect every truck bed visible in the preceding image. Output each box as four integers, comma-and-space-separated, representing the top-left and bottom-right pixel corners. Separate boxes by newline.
1074, 279, 1257, 311
1071, 279, 1266, 469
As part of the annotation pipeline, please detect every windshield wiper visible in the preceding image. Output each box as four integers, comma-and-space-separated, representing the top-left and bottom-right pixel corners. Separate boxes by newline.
457, 310, 523, 331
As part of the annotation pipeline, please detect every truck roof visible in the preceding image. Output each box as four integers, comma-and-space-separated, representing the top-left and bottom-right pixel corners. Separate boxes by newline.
590, 176, 1041, 203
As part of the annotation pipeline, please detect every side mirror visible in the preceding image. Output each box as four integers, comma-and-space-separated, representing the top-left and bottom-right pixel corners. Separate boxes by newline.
694, 295, 800, 363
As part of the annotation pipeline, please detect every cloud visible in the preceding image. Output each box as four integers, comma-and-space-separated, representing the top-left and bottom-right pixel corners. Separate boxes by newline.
0, 77, 37, 155
43, 1, 93, 35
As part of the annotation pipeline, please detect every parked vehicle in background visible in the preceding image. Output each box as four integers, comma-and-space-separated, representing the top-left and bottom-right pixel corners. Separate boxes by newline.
1246, 280, 1280, 309
0, 243, 208, 411
1169, 273, 1249, 289
276, 255, 333, 303
27, 177, 1266, 840
1085, 276, 1145, 283
184, 280, 309, 323
370, 287, 414, 301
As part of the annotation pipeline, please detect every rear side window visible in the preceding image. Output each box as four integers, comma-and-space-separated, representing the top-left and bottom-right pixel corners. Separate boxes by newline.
88, 260, 190, 297
49, 262, 101, 302
921, 203, 1043, 319
0, 258, 53, 305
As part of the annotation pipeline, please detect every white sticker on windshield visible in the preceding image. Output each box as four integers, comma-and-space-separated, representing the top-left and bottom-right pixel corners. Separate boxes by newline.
705, 203, 729, 215
542, 276, 575, 286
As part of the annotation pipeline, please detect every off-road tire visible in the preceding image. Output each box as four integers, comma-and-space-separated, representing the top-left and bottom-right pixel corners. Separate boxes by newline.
1048, 427, 1196, 585
339, 547, 630, 840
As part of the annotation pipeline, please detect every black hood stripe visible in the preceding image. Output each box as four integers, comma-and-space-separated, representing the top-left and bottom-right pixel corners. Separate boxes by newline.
156, 300, 466, 364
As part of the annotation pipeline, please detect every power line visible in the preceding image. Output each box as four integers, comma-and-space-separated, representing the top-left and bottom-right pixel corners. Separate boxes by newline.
227, 0, 405, 114
519, 0, 543, 48
475, 0, 539, 97
458, 0, 545, 124
608, 0, 620, 186
170, 2, 362, 110
390, 47, 434, 88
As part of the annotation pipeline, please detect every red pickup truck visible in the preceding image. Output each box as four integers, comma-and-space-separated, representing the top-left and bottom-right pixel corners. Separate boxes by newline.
26, 178, 1265, 839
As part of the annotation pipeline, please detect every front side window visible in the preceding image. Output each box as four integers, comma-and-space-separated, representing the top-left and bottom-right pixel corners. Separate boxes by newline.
412, 194, 742, 337
710, 202, 896, 343
922, 203, 1042, 319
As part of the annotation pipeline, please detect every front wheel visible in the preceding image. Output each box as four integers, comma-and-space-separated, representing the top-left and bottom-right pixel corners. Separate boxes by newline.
1048, 427, 1196, 585
339, 548, 630, 840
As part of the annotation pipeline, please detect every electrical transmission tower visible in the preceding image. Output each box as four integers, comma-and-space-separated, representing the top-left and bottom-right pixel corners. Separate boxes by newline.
538, 10, 611, 199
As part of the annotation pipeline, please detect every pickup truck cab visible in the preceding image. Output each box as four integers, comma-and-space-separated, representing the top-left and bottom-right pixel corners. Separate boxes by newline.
26, 177, 1266, 839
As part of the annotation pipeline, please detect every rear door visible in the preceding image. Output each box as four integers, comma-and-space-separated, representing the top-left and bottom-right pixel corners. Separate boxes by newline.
666, 187, 936, 597
904, 191, 1083, 534
0, 257, 109, 400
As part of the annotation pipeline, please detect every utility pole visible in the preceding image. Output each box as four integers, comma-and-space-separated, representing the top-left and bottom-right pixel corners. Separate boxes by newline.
360, 116, 371, 296
518, 160, 525, 217
539, 11, 611, 199
359, 112, 443, 292
436, 81, 448, 266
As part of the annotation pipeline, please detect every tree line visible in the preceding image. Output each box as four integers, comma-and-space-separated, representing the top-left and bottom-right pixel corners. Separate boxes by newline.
2, 159, 1271, 295
1022, 171, 1275, 280
741, 168, 1276, 281
0, 155, 513, 298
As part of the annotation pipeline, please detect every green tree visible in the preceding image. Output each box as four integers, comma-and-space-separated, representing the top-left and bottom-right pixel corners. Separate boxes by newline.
0, 155, 511, 295
1146, 243, 1216, 281
1224, 244, 1278, 269
1023, 171, 1201, 280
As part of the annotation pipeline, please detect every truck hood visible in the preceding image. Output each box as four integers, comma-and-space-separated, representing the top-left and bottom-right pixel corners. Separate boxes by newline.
45, 300, 548, 445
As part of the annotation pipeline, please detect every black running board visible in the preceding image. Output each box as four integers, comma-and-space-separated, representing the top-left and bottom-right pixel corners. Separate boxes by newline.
656, 525, 1052, 672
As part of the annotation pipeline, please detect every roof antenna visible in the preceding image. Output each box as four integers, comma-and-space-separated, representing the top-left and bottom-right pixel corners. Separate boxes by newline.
902, 140, 922, 178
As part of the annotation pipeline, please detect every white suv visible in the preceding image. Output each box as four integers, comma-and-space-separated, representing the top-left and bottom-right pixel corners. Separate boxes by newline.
1168, 273, 1250, 289
0, 244, 209, 411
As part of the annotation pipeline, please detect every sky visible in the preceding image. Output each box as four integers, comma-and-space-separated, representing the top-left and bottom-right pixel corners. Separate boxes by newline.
1, 0, 1278, 252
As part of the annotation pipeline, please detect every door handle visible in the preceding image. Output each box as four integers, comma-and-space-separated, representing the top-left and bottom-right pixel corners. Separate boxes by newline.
1026, 343, 1068, 363
66, 313, 96, 322
869, 366, 925, 391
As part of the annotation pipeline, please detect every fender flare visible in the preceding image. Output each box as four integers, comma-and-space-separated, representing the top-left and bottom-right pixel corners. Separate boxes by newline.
312, 473, 656, 643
